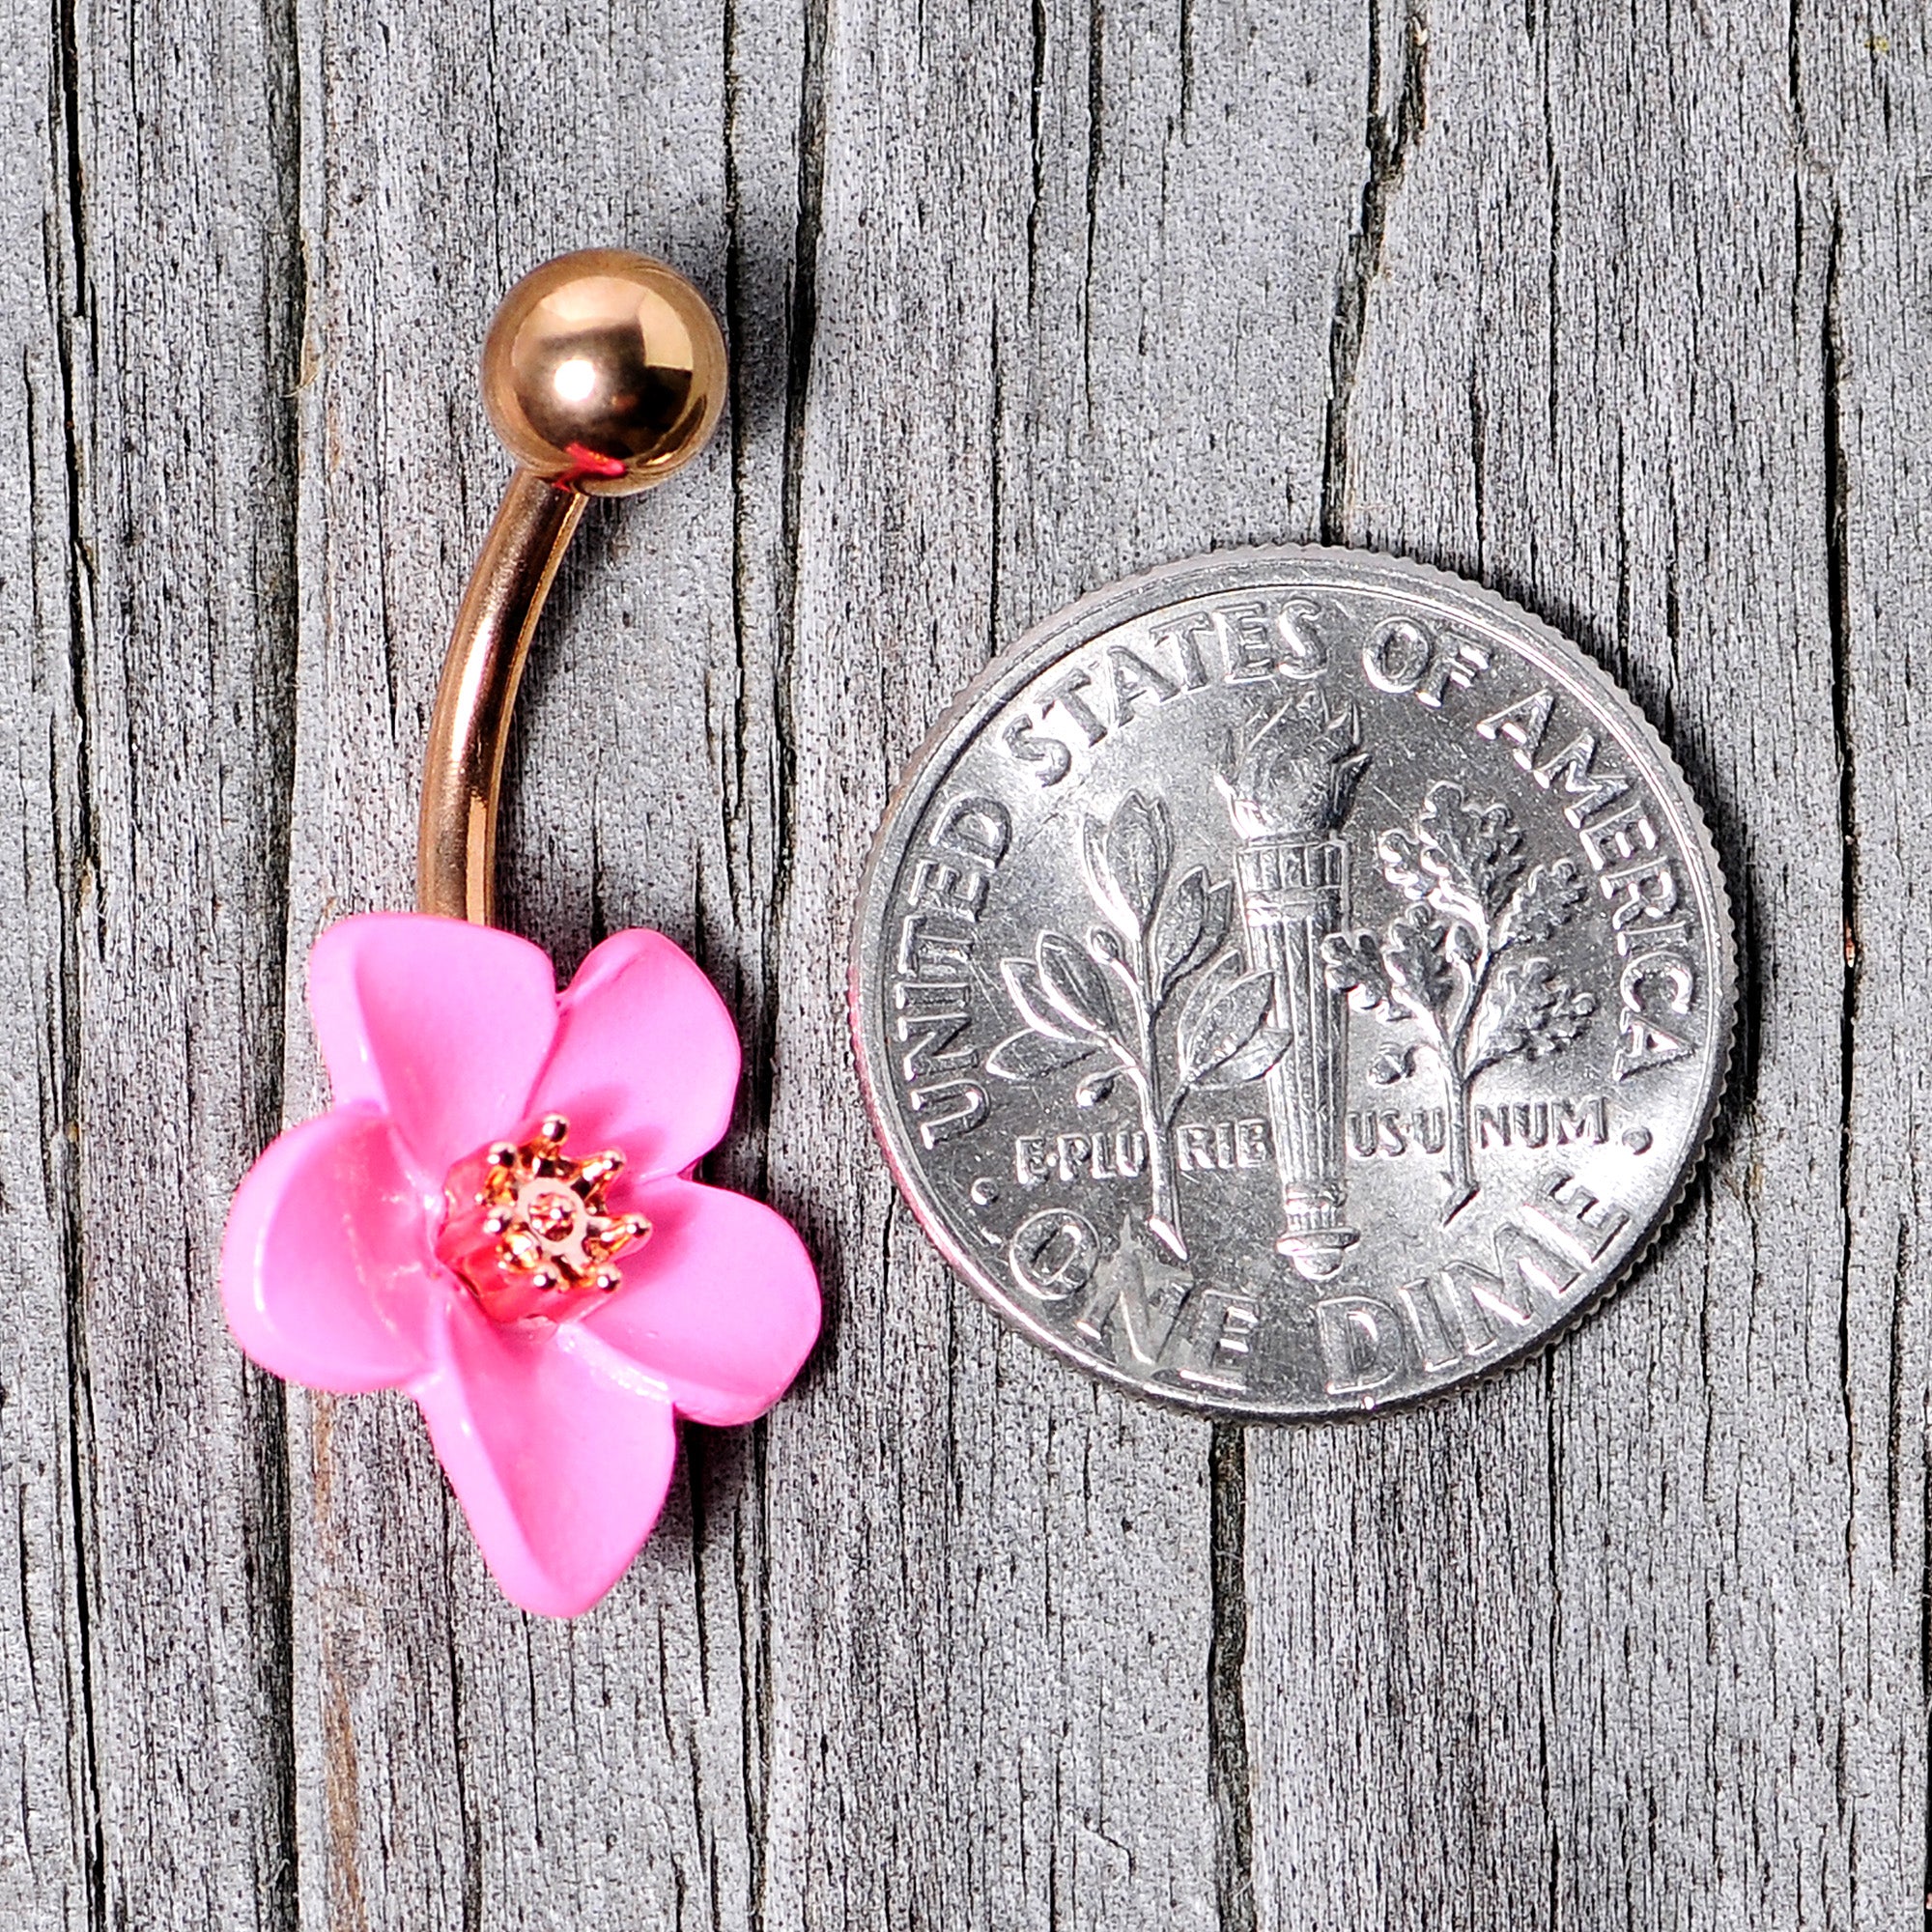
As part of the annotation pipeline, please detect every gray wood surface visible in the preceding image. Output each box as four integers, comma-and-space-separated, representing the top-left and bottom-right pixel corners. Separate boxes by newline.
1, 0, 1925, 1925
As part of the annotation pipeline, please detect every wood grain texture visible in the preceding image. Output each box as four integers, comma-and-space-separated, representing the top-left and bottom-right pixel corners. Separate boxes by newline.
5, 0, 305, 1924
0, 0, 1924, 1926
0, 10, 93, 1922
1240, 9, 1932, 1928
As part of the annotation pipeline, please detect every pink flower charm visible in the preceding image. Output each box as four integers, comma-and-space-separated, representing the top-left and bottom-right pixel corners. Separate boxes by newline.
221, 913, 819, 1618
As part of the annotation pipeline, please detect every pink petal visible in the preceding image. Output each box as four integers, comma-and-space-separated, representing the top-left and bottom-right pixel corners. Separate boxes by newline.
307, 913, 559, 1179
412, 1295, 679, 1617
221, 1106, 441, 1392
584, 1177, 819, 1427
528, 928, 742, 1181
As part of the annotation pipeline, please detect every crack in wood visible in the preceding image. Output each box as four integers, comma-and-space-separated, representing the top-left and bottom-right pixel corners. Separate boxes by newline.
1322, 0, 1429, 546
1208, 1425, 1254, 1932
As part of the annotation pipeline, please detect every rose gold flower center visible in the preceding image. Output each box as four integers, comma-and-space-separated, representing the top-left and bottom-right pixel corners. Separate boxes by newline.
437, 1114, 651, 1321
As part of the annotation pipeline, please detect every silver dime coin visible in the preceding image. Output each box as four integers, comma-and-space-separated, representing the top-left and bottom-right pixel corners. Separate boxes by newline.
850, 548, 1734, 1418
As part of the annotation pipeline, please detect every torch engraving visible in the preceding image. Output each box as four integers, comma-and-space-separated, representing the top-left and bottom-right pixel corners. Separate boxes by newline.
1218, 695, 1370, 1281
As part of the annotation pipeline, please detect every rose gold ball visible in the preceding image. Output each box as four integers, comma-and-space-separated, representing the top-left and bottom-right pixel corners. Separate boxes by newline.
480, 249, 726, 497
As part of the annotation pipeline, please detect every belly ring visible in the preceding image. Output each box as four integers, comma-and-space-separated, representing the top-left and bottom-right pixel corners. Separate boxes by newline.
221, 250, 821, 1619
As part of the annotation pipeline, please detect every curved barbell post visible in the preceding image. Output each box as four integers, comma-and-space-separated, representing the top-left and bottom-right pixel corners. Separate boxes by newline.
417, 248, 726, 925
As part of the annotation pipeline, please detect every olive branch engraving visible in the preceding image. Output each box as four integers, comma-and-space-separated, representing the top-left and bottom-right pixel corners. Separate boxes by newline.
1321, 780, 1595, 1220
985, 792, 1287, 1260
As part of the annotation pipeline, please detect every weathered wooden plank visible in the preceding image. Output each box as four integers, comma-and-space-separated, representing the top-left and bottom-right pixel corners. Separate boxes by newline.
8, 0, 308, 1924
282, 13, 513, 1927
0, 7, 94, 1923
1240, 4, 1930, 1927
757, 0, 1369, 1924
991, 0, 1369, 1920
278, 0, 783, 1921
1800, 2, 1932, 1913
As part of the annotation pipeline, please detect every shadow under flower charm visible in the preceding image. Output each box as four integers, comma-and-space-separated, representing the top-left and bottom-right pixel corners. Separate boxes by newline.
221, 251, 819, 1617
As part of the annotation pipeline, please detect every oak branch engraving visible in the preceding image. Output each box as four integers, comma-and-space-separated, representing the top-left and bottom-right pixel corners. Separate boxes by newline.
1322, 781, 1596, 1220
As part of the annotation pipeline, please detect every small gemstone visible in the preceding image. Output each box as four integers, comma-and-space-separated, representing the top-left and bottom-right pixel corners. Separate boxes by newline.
436, 1115, 652, 1322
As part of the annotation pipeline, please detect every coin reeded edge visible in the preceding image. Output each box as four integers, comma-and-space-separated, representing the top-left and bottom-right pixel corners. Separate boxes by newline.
848, 543, 1738, 1421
